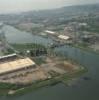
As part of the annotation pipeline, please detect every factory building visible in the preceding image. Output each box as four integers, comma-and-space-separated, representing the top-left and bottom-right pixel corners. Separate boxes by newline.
45, 30, 56, 35
58, 35, 70, 40
0, 54, 36, 77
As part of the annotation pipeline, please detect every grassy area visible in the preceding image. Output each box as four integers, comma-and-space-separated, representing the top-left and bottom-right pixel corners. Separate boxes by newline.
0, 51, 4, 56
0, 48, 15, 56
0, 83, 22, 96
13, 79, 60, 96
3, 48, 15, 55
11, 43, 46, 52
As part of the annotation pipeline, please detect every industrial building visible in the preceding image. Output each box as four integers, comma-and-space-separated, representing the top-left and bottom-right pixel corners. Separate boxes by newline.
0, 54, 36, 76
45, 30, 56, 35
58, 35, 70, 40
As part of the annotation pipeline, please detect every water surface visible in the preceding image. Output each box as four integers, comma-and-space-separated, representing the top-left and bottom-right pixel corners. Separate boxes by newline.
3, 25, 54, 46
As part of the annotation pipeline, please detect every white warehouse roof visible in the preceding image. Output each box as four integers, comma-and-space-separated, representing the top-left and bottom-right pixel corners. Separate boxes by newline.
0, 58, 35, 75
0, 53, 17, 60
58, 35, 70, 40
45, 30, 56, 35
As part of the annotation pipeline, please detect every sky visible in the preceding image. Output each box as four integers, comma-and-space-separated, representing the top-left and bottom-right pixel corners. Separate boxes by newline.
0, 0, 99, 14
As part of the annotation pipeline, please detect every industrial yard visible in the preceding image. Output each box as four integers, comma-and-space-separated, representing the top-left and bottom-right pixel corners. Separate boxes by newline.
0, 54, 83, 84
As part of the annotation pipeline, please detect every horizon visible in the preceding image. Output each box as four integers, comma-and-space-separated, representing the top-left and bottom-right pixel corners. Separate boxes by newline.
0, 0, 99, 14
2, 3, 99, 15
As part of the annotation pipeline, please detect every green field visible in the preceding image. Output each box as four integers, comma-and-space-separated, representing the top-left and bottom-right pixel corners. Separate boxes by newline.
11, 43, 46, 51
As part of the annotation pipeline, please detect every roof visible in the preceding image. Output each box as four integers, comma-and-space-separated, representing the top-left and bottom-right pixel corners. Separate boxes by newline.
0, 58, 35, 75
0, 53, 17, 60
58, 35, 70, 40
45, 30, 56, 35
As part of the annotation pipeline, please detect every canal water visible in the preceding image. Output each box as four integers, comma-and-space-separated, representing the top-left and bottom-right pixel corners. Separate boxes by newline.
0, 25, 99, 100
3, 25, 54, 46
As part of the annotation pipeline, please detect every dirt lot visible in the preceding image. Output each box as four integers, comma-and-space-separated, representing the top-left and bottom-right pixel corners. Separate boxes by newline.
0, 67, 49, 84
40, 57, 79, 75
0, 57, 80, 85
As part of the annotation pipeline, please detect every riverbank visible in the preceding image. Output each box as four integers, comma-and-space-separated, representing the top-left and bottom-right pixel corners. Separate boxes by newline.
7, 66, 87, 96
71, 44, 99, 55
10, 43, 47, 57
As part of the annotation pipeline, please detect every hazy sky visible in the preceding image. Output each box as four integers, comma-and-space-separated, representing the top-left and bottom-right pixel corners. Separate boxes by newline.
0, 0, 99, 13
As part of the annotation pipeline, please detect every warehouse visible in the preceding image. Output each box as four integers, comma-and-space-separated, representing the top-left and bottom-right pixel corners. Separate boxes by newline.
58, 35, 70, 40
0, 54, 36, 77
0, 53, 17, 62
45, 30, 56, 35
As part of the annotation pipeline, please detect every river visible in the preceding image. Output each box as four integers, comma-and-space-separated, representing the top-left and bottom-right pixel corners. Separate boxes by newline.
0, 25, 99, 100
3, 25, 54, 46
